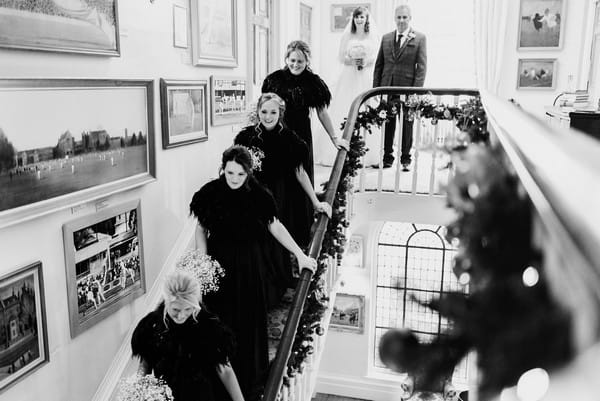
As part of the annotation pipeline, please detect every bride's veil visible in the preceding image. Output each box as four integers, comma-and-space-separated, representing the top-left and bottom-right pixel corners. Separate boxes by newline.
338, 7, 381, 64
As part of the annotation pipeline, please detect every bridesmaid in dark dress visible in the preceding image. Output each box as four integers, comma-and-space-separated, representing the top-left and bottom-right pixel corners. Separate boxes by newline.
235, 93, 332, 285
131, 271, 244, 401
262, 40, 349, 182
189, 146, 316, 401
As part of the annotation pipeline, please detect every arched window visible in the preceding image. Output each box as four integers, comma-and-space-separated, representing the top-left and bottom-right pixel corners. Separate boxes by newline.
373, 222, 468, 384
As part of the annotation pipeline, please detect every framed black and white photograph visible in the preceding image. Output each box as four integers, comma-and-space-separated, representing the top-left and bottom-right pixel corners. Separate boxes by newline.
173, 4, 188, 48
345, 235, 364, 269
517, 58, 557, 89
0, 0, 120, 56
160, 79, 208, 149
191, 0, 238, 67
0, 261, 48, 393
518, 0, 565, 50
0, 79, 156, 229
330, 3, 370, 32
210, 76, 248, 126
62, 199, 145, 338
330, 293, 365, 334
300, 3, 312, 46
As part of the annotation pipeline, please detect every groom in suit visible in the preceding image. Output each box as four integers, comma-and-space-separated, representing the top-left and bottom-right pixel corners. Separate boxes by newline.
373, 4, 427, 170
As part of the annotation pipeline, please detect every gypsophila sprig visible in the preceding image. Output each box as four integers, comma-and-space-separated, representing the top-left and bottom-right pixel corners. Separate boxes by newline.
117, 373, 173, 401
176, 250, 225, 295
247, 146, 265, 171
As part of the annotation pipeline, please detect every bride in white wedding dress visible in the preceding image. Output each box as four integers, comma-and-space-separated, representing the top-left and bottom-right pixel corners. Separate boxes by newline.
314, 6, 381, 166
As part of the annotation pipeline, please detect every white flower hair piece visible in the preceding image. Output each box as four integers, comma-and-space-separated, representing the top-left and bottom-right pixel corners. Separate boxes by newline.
117, 373, 173, 401
245, 146, 265, 172
175, 250, 225, 295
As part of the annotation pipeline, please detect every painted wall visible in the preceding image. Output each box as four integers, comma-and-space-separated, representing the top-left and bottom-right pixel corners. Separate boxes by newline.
0, 1, 247, 400
498, 1, 593, 117
316, 194, 456, 401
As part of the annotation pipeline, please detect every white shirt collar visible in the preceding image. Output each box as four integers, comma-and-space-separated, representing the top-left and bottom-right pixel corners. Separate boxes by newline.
396, 27, 411, 38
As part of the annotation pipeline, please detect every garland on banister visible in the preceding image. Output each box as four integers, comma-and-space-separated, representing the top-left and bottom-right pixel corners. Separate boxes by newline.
284, 92, 487, 380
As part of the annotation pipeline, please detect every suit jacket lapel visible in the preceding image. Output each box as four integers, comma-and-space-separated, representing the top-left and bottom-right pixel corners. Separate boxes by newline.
395, 29, 414, 59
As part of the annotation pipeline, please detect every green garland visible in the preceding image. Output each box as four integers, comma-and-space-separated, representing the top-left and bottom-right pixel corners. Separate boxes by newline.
284, 93, 487, 379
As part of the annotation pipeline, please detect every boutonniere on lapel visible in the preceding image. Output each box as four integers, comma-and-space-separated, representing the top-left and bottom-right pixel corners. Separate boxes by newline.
407, 32, 416, 41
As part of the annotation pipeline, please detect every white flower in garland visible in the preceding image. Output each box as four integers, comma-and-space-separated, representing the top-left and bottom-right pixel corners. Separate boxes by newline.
176, 250, 225, 295
117, 373, 173, 401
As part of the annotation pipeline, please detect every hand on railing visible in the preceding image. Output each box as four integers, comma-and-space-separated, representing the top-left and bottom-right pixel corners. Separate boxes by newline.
333, 137, 350, 151
314, 201, 332, 218
296, 253, 317, 274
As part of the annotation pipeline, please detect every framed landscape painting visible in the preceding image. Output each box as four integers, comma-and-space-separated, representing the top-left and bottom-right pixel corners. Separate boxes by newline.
330, 293, 365, 334
518, 0, 565, 50
330, 3, 370, 32
160, 79, 208, 148
210, 76, 248, 126
0, 262, 48, 393
517, 58, 557, 89
0, 0, 120, 56
191, 0, 238, 67
62, 199, 145, 338
0, 79, 156, 228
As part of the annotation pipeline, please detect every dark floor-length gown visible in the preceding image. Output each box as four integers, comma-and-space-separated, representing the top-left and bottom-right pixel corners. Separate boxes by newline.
261, 68, 332, 183
235, 123, 313, 285
131, 302, 235, 401
189, 176, 282, 401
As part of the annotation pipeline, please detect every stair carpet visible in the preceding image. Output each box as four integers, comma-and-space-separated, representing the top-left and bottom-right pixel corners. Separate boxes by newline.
267, 287, 296, 362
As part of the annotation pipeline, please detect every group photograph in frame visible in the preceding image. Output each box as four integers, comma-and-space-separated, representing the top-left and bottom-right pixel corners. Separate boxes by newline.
62, 199, 146, 338
330, 3, 370, 32
0, 261, 48, 393
191, 0, 238, 67
517, 0, 565, 50
160, 79, 209, 149
330, 293, 365, 334
210, 76, 248, 126
517, 58, 557, 89
0, 79, 156, 229
0, 0, 120, 56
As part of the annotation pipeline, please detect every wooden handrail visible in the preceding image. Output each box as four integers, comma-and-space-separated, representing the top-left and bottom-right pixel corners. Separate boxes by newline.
262, 87, 481, 401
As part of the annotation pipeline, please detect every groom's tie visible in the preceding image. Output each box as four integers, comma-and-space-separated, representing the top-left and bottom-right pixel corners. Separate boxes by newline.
394, 33, 403, 57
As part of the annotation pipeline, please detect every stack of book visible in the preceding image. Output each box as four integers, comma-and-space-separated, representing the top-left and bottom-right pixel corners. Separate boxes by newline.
559, 90, 590, 109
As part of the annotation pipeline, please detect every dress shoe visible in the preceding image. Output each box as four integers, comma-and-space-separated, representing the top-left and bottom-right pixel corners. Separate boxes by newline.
401, 163, 410, 172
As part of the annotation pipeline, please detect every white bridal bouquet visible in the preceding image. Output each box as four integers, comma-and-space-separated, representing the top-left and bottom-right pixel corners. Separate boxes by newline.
347, 44, 367, 70
176, 250, 225, 295
117, 373, 173, 401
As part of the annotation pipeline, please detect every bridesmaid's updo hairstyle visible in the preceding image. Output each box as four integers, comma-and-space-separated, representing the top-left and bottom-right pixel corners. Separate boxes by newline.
221, 145, 254, 176
162, 271, 202, 325
284, 40, 312, 68
351, 6, 370, 34
257, 93, 286, 122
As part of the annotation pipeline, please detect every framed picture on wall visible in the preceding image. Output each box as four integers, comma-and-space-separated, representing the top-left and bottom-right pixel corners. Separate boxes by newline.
160, 79, 209, 149
0, 0, 120, 56
62, 199, 146, 338
173, 4, 189, 48
517, 0, 565, 50
330, 3, 370, 32
300, 3, 312, 46
191, 0, 238, 67
345, 235, 364, 268
0, 79, 156, 229
517, 58, 557, 89
330, 293, 365, 334
210, 76, 248, 126
0, 262, 48, 393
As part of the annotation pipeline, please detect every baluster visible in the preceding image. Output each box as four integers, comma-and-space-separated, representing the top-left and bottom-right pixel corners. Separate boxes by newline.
394, 97, 404, 192
358, 127, 366, 192
429, 122, 441, 195
410, 111, 423, 194
376, 122, 385, 192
